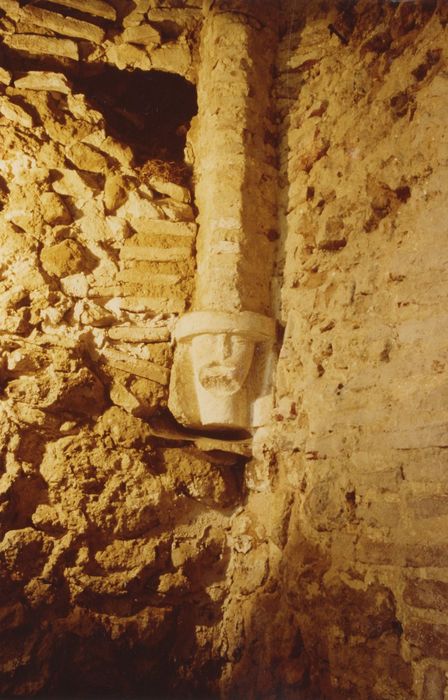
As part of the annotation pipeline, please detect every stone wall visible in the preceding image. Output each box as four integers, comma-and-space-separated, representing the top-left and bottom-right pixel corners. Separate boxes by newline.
219, 1, 448, 698
0, 0, 447, 698
0, 1, 244, 697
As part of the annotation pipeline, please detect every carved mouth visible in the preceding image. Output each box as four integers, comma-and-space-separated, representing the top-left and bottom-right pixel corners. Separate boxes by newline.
198, 365, 242, 395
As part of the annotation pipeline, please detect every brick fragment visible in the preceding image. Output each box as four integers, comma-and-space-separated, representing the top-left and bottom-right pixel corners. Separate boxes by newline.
410, 495, 448, 520
403, 579, 448, 612
357, 539, 448, 568
406, 620, 448, 660
422, 666, 446, 700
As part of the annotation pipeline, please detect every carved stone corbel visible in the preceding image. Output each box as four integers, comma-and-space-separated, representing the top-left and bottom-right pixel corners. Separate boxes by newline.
169, 311, 275, 429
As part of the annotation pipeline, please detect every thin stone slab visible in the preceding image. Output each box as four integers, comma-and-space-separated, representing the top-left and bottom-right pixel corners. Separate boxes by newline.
116, 270, 182, 285
119, 296, 186, 314
126, 219, 196, 238
14, 72, 72, 94
147, 416, 253, 456
43, 0, 116, 20
108, 326, 171, 343
20, 6, 105, 44
120, 245, 193, 263
101, 348, 169, 385
3, 34, 79, 60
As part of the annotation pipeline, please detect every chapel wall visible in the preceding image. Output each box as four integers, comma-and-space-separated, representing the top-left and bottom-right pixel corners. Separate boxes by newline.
226, 1, 448, 698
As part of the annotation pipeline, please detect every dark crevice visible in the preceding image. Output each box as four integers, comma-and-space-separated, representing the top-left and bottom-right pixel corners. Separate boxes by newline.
0, 46, 198, 165
150, 411, 253, 443
76, 66, 197, 164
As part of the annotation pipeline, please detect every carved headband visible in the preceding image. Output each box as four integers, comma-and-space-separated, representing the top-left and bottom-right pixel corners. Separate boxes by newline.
174, 311, 276, 342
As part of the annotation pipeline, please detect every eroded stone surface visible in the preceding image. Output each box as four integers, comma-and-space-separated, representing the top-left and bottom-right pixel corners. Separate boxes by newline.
0, 0, 446, 698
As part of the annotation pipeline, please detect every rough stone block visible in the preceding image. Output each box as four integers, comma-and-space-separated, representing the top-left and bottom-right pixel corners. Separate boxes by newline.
67, 143, 109, 173
122, 24, 161, 46
148, 176, 191, 203
402, 450, 448, 483
115, 281, 187, 300
104, 174, 128, 212
161, 199, 195, 222
117, 191, 161, 223
60, 273, 89, 298
106, 42, 152, 71
51, 169, 95, 201
356, 499, 401, 529
123, 1, 151, 27
404, 545, 448, 568
0, 67, 12, 85
122, 232, 193, 250
0, 0, 19, 17
149, 42, 191, 77
40, 239, 86, 277
81, 133, 133, 168
121, 259, 193, 277
40, 192, 72, 226
0, 97, 34, 128
116, 269, 182, 285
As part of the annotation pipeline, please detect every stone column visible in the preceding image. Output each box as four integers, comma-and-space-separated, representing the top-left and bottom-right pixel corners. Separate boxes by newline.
169, 0, 278, 431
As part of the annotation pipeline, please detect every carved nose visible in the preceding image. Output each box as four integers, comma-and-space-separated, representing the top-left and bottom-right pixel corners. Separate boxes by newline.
217, 334, 232, 359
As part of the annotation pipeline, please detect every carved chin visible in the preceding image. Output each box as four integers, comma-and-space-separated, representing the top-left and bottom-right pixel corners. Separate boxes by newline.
198, 366, 244, 396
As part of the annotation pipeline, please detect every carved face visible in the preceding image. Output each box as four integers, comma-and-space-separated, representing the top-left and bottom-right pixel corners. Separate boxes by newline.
191, 333, 255, 396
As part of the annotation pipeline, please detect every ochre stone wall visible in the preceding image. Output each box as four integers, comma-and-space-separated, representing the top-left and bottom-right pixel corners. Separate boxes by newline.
0, 0, 447, 698
0, 2, 244, 697
219, 1, 448, 699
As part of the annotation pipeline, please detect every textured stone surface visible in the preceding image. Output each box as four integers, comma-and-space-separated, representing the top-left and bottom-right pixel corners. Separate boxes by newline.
0, 0, 446, 698
217, 2, 448, 699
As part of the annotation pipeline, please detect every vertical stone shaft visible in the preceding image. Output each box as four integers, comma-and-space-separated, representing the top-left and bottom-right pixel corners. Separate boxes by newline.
193, 1, 278, 315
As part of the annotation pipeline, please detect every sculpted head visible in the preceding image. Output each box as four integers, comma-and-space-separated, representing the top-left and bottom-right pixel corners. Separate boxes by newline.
191, 333, 255, 397
169, 311, 275, 429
